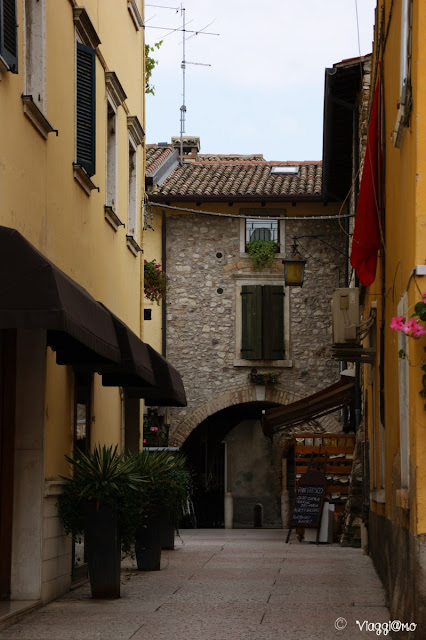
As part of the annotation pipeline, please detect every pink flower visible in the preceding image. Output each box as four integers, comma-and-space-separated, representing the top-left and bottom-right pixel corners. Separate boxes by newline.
143, 439, 146, 443
422, 292, 426, 300
411, 322, 426, 338
390, 316, 405, 331
402, 318, 420, 335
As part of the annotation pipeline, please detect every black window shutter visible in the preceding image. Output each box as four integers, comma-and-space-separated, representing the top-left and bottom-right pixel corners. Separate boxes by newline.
262, 286, 285, 360
76, 42, 96, 176
0, 0, 18, 73
241, 285, 262, 360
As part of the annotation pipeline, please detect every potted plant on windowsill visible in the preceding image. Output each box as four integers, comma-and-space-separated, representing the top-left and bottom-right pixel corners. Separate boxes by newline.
57, 445, 143, 598
133, 450, 191, 570
246, 240, 279, 269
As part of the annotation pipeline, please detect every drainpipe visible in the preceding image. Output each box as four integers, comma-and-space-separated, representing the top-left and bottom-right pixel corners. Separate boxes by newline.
162, 211, 167, 357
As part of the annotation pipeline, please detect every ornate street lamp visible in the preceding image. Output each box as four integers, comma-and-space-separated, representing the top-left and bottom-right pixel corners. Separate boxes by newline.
282, 240, 307, 287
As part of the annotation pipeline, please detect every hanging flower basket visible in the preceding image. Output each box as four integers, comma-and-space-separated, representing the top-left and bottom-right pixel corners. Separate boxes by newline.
144, 260, 168, 304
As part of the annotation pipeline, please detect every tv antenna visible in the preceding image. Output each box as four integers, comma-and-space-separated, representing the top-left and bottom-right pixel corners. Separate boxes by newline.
145, 4, 219, 164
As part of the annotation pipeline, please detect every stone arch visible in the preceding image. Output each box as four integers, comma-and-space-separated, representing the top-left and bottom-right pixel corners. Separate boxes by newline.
170, 384, 339, 446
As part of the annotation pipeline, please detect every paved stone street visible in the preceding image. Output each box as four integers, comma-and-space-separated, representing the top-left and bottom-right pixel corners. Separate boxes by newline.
0, 530, 392, 640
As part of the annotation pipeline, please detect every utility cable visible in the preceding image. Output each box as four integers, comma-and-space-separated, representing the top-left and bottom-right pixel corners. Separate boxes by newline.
146, 200, 355, 222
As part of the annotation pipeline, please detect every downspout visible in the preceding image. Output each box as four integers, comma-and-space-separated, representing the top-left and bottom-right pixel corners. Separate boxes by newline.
162, 210, 167, 357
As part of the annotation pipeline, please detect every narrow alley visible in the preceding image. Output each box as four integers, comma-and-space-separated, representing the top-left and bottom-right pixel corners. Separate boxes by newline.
0, 530, 392, 640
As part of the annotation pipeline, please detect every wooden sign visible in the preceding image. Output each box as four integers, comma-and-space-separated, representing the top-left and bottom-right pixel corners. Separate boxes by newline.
286, 469, 328, 543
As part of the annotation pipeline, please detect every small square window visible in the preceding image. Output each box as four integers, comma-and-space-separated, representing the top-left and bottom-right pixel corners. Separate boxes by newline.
144, 309, 152, 321
246, 218, 279, 244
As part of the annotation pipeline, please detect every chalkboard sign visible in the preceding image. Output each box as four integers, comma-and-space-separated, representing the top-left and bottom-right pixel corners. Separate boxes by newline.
288, 469, 328, 530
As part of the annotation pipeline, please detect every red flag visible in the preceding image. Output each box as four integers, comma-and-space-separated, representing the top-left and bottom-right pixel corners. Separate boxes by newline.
350, 78, 381, 287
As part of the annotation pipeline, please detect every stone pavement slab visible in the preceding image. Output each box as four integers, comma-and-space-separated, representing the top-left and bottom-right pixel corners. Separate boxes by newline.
0, 529, 394, 640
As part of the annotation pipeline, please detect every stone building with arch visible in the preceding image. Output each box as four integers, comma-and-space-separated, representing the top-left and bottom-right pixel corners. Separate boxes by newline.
145, 138, 352, 528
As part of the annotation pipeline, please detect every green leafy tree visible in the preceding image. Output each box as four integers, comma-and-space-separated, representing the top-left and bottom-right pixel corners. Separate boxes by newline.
145, 41, 163, 95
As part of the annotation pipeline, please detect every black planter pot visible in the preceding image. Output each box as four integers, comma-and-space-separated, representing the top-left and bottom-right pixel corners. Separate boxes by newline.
83, 502, 121, 598
160, 511, 175, 550
135, 516, 162, 571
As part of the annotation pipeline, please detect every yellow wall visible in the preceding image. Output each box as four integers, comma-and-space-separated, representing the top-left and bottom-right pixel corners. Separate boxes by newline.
142, 209, 164, 351
366, 0, 426, 535
0, 1, 146, 477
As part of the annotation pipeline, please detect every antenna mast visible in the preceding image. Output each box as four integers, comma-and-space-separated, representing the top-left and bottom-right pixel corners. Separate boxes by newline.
180, 6, 186, 163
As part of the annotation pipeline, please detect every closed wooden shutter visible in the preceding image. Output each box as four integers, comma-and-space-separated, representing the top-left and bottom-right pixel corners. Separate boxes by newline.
0, 0, 18, 73
241, 285, 262, 360
76, 42, 96, 176
262, 285, 285, 360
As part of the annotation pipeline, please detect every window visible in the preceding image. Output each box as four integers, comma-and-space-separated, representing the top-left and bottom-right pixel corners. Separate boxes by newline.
128, 139, 137, 236
106, 101, 117, 209
393, 0, 413, 147
239, 209, 286, 255
246, 218, 278, 244
24, 0, 45, 110
76, 42, 96, 177
21, 0, 55, 138
241, 285, 284, 360
126, 115, 144, 255
0, 0, 18, 73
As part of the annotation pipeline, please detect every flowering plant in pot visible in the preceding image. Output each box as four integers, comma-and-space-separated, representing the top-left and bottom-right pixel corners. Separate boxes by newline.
57, 445, 143, 598
133, 450, 191, 570
144, 259, 168, 304
390, 291, 426, 409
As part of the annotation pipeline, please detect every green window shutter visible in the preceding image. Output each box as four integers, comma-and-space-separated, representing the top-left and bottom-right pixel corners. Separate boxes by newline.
76, 42, 96, 176
0, 0, 18, 73
262, 285, 285, 360
241, 285, 262, 360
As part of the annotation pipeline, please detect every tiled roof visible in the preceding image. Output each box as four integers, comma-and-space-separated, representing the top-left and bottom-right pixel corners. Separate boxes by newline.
146, 145, 176, 176
148, 154, 322, 200
197, 154, 265, 162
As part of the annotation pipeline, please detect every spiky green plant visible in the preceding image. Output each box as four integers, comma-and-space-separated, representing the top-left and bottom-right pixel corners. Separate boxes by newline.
57, 445, 144, 554
134, 450, 191, 519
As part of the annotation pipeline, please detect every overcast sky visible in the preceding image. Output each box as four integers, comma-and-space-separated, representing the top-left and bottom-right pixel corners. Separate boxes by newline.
145, 0, 376, 161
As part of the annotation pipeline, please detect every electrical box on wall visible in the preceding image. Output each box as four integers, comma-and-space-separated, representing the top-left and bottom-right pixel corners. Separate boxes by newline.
332, 288, 361, 344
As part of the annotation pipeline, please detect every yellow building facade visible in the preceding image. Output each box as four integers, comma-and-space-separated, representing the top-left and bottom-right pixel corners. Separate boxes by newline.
0, 0, 148, 612
360, 1, 426, 632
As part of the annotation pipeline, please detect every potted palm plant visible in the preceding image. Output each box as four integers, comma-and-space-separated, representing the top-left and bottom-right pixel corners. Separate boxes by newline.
133, 450, 191, 570
57, 445, 143, 598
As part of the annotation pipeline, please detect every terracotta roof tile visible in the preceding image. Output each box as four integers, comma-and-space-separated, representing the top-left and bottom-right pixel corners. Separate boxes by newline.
145, 145, 175, 176
146, 145, 322, 199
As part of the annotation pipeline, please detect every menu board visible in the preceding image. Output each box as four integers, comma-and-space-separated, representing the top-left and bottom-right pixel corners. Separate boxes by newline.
288, 470, 327, 529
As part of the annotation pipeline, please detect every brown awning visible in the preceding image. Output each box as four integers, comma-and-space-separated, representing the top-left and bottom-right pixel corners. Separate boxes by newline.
0, 226, 186, 406
101, 310, 156, 388
140, 345, 187, 407
262, 377, 355, 436
0, 226, 120, 365
101, 311, 187, 407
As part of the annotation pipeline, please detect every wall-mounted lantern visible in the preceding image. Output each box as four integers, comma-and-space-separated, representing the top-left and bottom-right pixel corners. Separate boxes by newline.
282, 240, 307, 287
